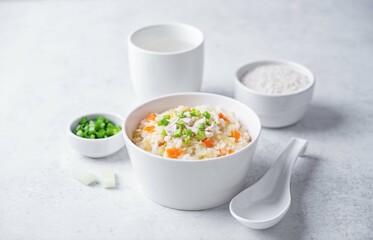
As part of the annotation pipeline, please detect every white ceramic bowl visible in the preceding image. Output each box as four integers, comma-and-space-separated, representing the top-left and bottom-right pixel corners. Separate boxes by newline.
67, 113, 125, 158
123, 92, 261, 210
234, 60, 315, 128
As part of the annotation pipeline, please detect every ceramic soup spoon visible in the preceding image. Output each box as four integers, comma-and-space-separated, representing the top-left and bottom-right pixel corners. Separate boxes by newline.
229, 138, 307, 229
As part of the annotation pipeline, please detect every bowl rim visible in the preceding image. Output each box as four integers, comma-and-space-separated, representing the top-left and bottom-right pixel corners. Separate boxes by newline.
128, 22, 204, 56
67, 112, 124, 142
235, 59, 316, 97
123, 92, 262, 163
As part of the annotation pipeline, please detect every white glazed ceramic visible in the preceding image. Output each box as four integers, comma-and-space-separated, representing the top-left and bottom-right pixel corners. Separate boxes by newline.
230, 138, 307, 229
234, 60, 315, 128
123, 92, 261, 210
128, 23, 204, 101
67, 113, 125, 158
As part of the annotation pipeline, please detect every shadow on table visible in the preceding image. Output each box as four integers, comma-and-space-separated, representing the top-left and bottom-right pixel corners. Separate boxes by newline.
237, 153, 321, 240
83, 146, 130, 163
287, 103, 343, 133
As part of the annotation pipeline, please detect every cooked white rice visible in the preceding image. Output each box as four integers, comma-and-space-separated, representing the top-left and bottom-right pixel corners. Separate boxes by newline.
132, 105, 251, 160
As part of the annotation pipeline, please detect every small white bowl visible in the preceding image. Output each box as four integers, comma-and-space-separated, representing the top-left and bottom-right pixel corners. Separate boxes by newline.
123, 92, 261, 210
234, 60, 315, 128
67, 113, 125, 158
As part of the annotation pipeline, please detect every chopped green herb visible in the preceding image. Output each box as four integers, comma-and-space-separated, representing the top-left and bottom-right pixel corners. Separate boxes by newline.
96, 129, 105, 138
196, 130, 205, 140
163, 115, 171, 119
178, 111, 186, 118
113, 128, 119, 135
158, 119, 170, 126
198, 123, 205, 131
184, 129, 192, 137
74, 116, 121, 139
161, 129, 167, 136
190, 109, 201, 117
96, 116, 105, 123
79, 116, 88, 125
76, 130, 83, 137
106, 128, 114, 136
88, 125, 95, 133
203, 111, 211, 119
94, 121, 105, 131
184, 135, 191, 144
173, 128, 183, 138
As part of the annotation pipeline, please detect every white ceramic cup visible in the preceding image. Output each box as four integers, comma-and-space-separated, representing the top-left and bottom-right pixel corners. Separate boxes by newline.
128, 23, 204, 101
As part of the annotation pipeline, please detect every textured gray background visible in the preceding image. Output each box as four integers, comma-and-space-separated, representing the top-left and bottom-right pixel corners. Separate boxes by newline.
0, 0, 372, 239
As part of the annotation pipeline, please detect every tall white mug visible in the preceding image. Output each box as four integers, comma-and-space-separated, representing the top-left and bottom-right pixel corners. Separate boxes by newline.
128, 23, 204, 101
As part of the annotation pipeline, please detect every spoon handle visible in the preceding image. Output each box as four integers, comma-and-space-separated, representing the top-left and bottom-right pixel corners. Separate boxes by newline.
278, 138, 308, 184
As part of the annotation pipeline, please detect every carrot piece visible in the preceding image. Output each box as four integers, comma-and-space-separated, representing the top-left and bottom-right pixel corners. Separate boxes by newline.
218, 112, 231, 123
202, 138, 214, 148
166, 148, 184, 159
228, 149, 234, 154
146, 113, 157, 121
144, 126, 155, 133
231, 130, 240, 143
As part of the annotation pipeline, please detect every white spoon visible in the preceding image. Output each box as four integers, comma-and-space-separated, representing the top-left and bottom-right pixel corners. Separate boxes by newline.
229, 138, 307, 229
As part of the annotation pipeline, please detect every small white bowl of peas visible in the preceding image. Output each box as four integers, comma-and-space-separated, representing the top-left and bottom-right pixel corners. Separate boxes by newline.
67, 113, 125, 158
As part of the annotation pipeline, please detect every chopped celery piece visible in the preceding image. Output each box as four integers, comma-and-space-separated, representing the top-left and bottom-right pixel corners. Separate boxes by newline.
178, 111, 186, 118
198, 123, 205, 131
75, 124, 81, 131
196, 130, 205, 140
158, 119, 170, 126
106, 128, 114, 136
184, 129, 192, 137
79, 116, 88, 125
173, 128, 183, 138
203, 111, 211, 119
96, 116, 105, 122
185, 129, 193, 137
76, 130, 83, 137
190, 109, 201, 117
96, 129, 105, 138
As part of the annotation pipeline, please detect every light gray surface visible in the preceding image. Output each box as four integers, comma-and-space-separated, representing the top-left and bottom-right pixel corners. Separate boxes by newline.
0, 0, 372, 239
